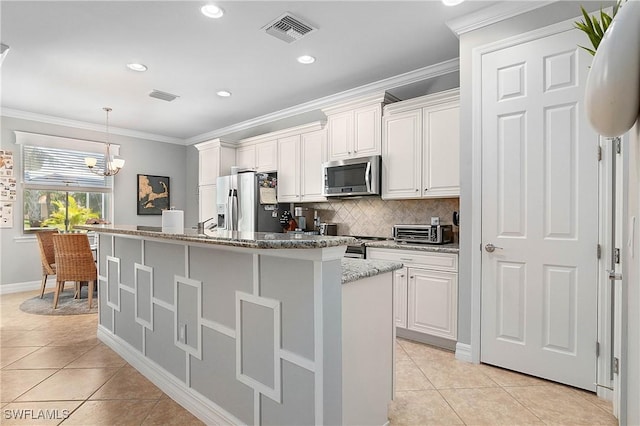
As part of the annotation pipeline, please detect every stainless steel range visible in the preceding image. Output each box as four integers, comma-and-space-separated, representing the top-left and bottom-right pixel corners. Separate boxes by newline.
344, 236, 390, 259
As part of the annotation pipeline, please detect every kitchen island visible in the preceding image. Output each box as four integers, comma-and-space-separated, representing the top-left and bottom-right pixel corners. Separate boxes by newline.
79, 225, 401, 426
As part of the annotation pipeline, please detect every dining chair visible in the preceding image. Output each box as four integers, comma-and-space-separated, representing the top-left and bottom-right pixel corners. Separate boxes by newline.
35, 230, 58, 298
52, 233, 97, 309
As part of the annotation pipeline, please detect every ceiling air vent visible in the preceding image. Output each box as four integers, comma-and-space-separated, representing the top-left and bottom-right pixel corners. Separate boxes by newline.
263, 13, 317, 44
149, 89, 179, 102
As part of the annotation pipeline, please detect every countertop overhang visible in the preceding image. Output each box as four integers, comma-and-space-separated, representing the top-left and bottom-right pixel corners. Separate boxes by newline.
77, 224, 356, 249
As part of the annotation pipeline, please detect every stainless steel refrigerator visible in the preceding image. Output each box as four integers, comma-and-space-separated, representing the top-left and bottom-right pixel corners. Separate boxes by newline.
216, 171, 282, 232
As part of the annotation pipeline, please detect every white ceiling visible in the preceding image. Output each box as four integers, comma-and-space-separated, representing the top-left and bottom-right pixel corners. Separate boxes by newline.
1, 1, 499, 144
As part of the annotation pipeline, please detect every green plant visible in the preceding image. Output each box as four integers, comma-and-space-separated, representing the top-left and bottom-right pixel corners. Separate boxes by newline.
41, 195, 99, 231
574, 1, 624, 56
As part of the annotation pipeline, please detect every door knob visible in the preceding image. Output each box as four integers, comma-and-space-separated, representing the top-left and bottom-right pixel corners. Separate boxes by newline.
485, 243, 503, 253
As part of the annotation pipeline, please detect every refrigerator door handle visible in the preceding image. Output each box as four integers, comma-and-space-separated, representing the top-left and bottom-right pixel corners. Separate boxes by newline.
226, 189, 233, 230
231, 189, 238, 231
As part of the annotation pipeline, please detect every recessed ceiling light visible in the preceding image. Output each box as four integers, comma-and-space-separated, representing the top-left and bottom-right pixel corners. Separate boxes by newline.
297, 55, 316, 65
216, 90, 232, 97
442, 0, 465, 6
201, 4, 224, 18
126, 63, 147, 72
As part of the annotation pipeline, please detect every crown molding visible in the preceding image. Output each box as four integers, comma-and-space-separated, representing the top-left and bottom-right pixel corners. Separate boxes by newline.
184, 58, 460, 145
1, 108, 185, 145
446, 1, 556, 37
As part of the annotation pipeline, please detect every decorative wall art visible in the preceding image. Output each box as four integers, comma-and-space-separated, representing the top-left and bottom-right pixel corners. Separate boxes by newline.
0, 150, 14, 177
137, 174, 170, 215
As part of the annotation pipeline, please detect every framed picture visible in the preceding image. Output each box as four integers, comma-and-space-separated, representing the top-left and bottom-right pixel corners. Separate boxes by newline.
137, 174, 170, 215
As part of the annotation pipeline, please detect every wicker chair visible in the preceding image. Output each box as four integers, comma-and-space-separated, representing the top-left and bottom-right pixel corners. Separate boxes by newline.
52, 233, 97, 309
35, 230, 59, 298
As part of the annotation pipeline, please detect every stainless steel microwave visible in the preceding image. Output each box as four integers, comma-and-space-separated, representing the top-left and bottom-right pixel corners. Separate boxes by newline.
322, 155, 381, 197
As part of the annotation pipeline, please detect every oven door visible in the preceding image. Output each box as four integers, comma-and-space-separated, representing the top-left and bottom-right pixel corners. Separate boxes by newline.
323, 156, 380, 197
344, 244, 365, 259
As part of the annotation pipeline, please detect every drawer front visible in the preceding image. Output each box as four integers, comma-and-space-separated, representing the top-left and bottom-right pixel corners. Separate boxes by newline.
367, 248, 457, 272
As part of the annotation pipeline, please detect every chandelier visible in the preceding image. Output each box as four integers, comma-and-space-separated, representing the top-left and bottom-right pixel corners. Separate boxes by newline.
85, 107, 125, 176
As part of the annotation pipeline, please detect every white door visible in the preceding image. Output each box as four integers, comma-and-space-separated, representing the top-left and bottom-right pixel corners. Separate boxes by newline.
353, 104, 381, 157
327, 111, 353, 160
198, 184, 217, 222
481, 29, 599, 390
394, 268, 408, 329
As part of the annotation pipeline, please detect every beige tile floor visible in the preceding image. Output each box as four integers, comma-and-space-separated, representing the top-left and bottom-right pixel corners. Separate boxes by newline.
390, 339, 617, 425
2, 290, 617, 425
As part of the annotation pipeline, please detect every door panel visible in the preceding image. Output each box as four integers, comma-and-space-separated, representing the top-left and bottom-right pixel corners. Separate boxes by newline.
481, 29, 598, 391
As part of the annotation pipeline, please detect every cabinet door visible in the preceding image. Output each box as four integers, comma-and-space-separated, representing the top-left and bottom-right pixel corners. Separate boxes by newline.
407, 268, 457, 340
394, 268, 408, 329
353, 104, 381, 157
327, 111, 353, 160
382, 109, 422, 199
255, 140, 278, 172
236, 145, 255, 170
277, 135, 301, 202
422, 104, 460, 197
300, 130, 326, 202
199, 146, 220, 185
198, 184, 217, 222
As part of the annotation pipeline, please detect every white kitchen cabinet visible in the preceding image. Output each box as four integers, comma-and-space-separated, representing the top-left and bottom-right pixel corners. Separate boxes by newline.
323, 93, 396, 161
198, 184, 217, 222
277, 129, 327, 203
255, 140, 277, 172
382, 89, 460, 199
394, 268, 408, 329
235, 145, 255, 170
277, 135, 301, 203
407, 268, 457, 340
235, 140, 278, 172
195, 138, 235, 221
368, 247, 458, 342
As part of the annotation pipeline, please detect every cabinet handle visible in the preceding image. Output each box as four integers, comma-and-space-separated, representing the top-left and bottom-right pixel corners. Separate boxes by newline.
410, 276, 415, 279
399, 258, 413, 262
399, 274, 405, 278
424, 188, 428, 192
415, 189, 419, 192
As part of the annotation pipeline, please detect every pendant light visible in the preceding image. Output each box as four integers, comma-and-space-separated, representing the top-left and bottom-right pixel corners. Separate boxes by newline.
85, 107, 125, 176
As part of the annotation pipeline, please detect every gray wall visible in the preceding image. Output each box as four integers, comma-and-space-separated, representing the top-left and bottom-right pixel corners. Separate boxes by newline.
0, 116, 188, 286
457, 1, 612, 345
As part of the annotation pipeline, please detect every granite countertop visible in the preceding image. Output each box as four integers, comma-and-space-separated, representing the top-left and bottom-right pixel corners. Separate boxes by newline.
76, 224, 355, 249
341, 258, 403, 284
365, 240, 459, 254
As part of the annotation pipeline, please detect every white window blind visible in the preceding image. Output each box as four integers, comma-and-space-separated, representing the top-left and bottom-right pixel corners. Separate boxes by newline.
23, 145, 112, 191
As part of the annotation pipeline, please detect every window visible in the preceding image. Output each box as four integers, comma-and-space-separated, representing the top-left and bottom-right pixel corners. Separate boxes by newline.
17, 132, 116, 233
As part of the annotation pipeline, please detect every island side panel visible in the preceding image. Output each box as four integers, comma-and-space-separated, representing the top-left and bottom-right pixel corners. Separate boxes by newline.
96, 233, 346, 425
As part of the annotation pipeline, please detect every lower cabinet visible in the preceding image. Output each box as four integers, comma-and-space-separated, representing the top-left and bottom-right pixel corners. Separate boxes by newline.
368, 248, 458, 341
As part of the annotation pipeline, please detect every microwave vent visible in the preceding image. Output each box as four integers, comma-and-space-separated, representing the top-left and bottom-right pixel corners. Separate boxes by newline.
263, 13, 317, 44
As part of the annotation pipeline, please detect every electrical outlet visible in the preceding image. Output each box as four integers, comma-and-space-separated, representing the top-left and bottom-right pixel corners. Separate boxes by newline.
178, 323, 186, 344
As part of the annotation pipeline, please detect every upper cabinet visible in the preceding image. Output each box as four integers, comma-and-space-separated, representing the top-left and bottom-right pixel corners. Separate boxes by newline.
195, 138, 236, 221
323, 93, 397, 161
195, 138, 236, 186
382, 89, 460, 199
277, 125, 327, 203
234, 139, 278, 173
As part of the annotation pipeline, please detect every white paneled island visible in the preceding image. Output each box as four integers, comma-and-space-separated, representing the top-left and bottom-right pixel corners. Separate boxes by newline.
78, 225, 401, 426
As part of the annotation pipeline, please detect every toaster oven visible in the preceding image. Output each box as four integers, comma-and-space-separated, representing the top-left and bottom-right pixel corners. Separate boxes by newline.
393, 224, 453, 245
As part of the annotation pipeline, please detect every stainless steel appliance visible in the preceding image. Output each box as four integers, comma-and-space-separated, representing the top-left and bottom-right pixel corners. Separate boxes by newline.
322, 155, 381, 197
393, 224, 453, 245
319, 223, 337, 236
345, 236, 390, 258
216, 171, 282, 232
293, 207, 316, 231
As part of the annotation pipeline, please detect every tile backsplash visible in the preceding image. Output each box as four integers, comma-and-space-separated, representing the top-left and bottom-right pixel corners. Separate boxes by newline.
300, 197, 459, 239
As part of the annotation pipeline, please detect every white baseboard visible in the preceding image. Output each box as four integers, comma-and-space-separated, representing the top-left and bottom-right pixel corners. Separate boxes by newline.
455, 342, 473, 363
0, 279, 45, 295
97, 326, 242, 425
